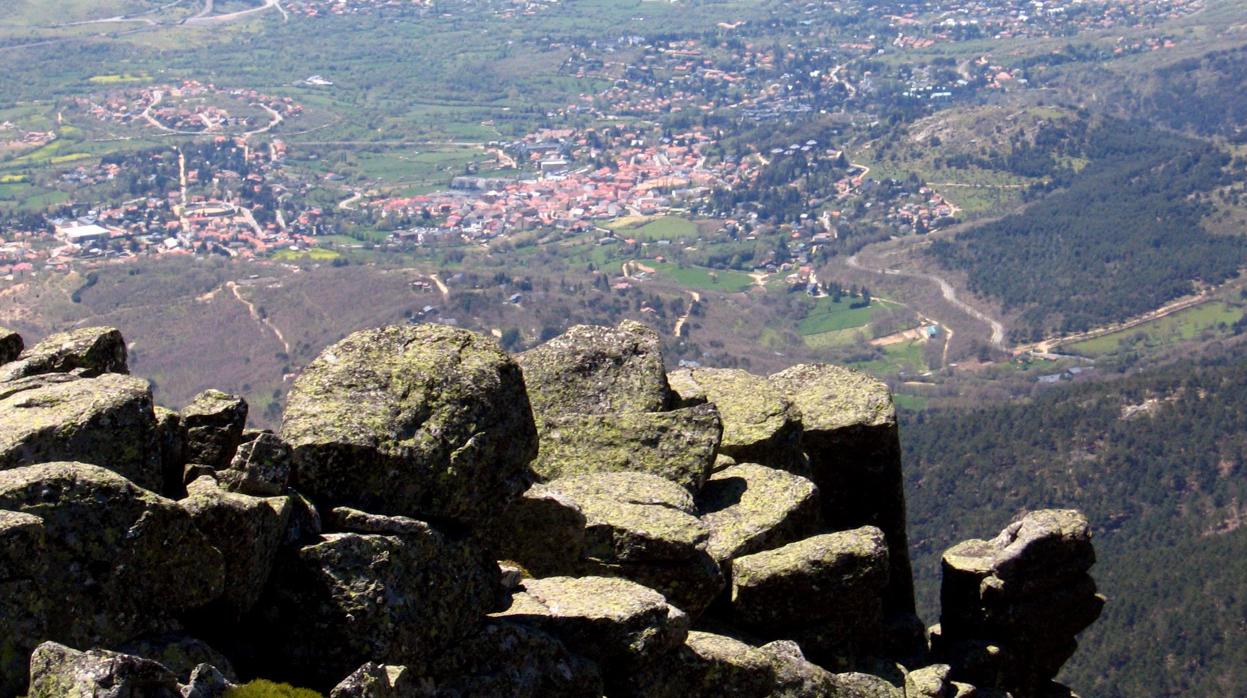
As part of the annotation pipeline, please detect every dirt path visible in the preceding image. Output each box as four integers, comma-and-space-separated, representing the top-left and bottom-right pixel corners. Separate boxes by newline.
338, 191, 363, 211
1013, 289, 1220, 355
429, 274, 450, 298
227, 281, 289, 354
672, 290, 701, 337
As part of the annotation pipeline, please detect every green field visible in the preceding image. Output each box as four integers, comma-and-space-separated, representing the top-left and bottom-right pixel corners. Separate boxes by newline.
272, 247, 342, 263
608, 215, 698, 241
893, 393, 929, 411
803, 326, 869, 348
849, 339, 928, 375
1063, 301, 1245, 356
648, 262, 754, 292
797, 297, 895, 336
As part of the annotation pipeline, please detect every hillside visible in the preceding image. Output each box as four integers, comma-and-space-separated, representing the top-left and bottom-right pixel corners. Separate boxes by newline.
901, 346, 1247, 696
927, 120, 1245, 343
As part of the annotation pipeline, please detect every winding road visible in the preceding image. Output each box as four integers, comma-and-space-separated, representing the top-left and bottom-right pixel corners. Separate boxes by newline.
187, 0, 286, 24
847, 250, 1006, 350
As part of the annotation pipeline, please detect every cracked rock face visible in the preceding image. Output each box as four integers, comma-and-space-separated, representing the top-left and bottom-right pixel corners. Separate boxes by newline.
27, 641, 183, 698
249, 518, 504, 690
282, 324, 538, 526
179, 476, 292, 620
181, 390, 249, 470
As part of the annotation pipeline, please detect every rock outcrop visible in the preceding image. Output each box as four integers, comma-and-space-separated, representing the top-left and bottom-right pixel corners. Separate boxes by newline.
545, 471, 724, 616
180, 390, 249, 471
518, 319, 672, 420
768, 364, 921, 654
0, 326, 128, 382
248, 513, 504, 687
0, 322, 1104, 697
497, 575, 689, 696
934, 510, 1105, 698
0, 462, 224, 697
0, 373, 163, 491
531, 405, 722, 491
730, 527, 890, 670
281, 324, 537, 526
697, 462, 823, 563
0, 327, 22, 365
668, 367, 806, 472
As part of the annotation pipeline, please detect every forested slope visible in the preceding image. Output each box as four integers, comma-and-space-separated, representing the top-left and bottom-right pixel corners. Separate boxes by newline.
901, 352, 1247, 696
929, 121, 1244, 342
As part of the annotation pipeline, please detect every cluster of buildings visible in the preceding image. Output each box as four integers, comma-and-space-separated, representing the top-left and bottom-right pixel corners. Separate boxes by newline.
0, 122, 54, 155
373, 128, 757, 242
282, 0, 559, 19
889, 186, 959, 234
884, 0, 1202, 41
0, 136, 321, 279
71, 81, 302, 134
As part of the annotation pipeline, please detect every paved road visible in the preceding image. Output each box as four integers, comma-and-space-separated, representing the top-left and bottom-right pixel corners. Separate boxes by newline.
187, 0, 286, 24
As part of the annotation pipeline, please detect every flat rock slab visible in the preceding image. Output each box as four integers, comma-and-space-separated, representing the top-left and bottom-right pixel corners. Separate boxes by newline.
497, 575, 689, 694
631, 630, 778, 698
518, 320, 672, 421
731, 527, 888, 635
282, 324, 537, 526
697, 463, 822, 563
0, 326, 128, 382
532, 404, 722, 492
0, 373, 162, 491
668, 368, 805, 471
546, 471, 704, 563
768, 363, 895, 435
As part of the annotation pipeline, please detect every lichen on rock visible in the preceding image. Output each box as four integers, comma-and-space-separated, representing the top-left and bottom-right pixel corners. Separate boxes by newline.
697, 462, 822, 563
532, 403, 722, 492
0, 372, 163, 491
518, 319, 673, 422
282, 323, 537, 525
